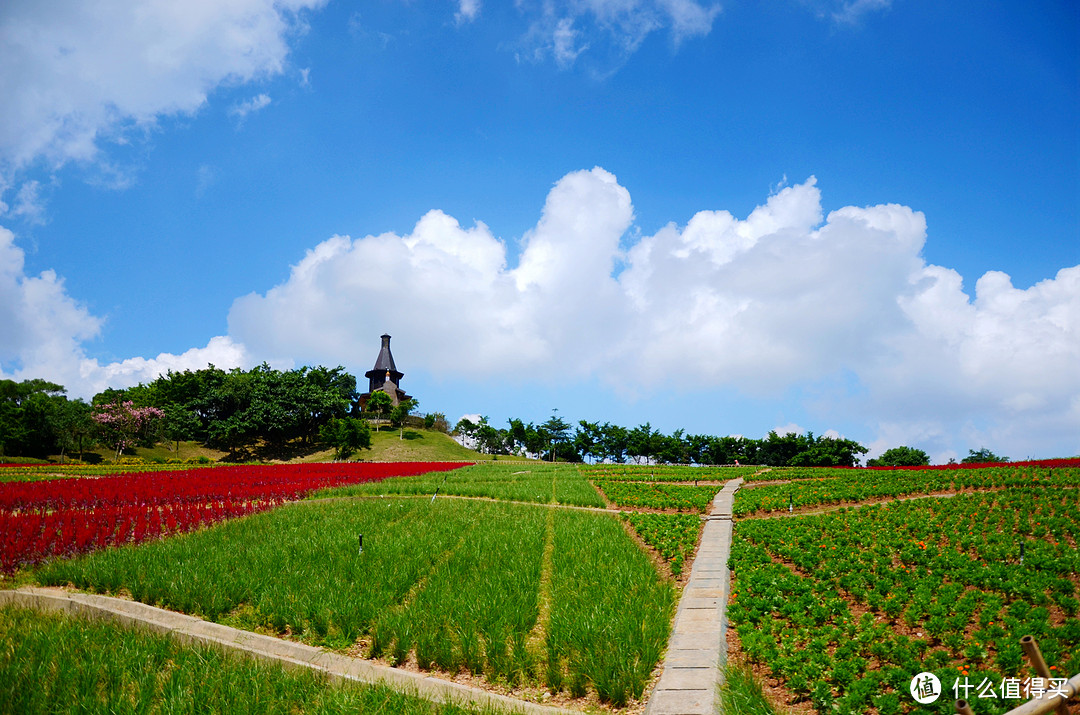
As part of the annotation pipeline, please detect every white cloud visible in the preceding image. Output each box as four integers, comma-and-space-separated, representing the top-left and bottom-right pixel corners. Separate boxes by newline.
0, 225, 101, 372
2, 165, 1075, 458
832, 0, 891, 24
229, 94, 273, 122
455, 0, 481, 25
0, 224, 247, 397
0, 0, 325, 172
6, 180, 46, 224
195, 164, 217, 198
798, 0, 891, 25
228, 168, 1080, 459
228, 93, 272, 121
515, 0, 720, 70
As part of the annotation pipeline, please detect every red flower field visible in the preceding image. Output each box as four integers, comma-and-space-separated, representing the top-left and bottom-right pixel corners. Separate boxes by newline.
0, 462, 469, 573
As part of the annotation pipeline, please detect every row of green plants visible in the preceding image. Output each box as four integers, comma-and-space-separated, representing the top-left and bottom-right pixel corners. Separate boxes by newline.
623, 512, 702, 576
582, 464, 761, 482
317, 462, 605, 508
546, 510, 676, 704
0, 460, 217, 483
593, 480, 723, 512
0, 605, 486, 715
733, 466, 1080, 515
32, 496, 673, 707
727, 488, 1080, 714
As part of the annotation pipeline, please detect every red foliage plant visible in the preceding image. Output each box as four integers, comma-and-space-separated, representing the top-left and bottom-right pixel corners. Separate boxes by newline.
0, 462, 469, 573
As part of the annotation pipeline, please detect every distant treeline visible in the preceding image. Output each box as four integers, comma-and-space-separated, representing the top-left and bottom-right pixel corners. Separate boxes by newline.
0, 365, 438, 462
455, 415, 871, 467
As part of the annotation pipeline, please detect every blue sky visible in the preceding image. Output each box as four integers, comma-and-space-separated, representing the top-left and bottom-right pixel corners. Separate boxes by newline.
1, 0, 1077, 462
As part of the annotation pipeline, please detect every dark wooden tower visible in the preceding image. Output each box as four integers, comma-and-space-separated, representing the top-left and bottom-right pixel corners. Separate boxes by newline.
358, 334, 411, 409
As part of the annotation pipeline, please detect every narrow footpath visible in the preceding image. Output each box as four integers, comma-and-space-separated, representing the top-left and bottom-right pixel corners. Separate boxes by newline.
645, 478, 742, 715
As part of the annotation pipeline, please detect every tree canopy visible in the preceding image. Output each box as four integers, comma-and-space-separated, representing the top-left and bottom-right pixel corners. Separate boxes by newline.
867, 446, 931, 467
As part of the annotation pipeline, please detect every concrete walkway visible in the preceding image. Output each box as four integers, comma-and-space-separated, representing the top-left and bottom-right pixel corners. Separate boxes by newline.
645, 478, 742, 715
0, 587, 574, 715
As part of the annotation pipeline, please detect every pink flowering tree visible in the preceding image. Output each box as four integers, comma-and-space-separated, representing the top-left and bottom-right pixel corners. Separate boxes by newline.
92, 401, 164, 462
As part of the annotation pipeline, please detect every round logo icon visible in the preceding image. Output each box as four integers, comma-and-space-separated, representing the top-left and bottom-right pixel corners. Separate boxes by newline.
910, 672, 942, 704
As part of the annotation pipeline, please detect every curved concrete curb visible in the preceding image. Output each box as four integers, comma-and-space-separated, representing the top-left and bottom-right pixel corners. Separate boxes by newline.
645, 478, 742, 715
0, 587, 575, 715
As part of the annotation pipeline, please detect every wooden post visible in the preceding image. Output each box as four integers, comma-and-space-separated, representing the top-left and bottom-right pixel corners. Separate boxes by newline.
1020, 635, 1070, 715
955, 699, 976, 715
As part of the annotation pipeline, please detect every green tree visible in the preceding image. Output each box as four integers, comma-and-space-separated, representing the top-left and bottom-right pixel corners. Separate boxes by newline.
53, 399, 95, 462
0, 379, 70, 458
627, 423, 661, 465
366, 391, 393, 431
320, 417, 372, 460
423, 411, 450, 432
599, 422, 629, 463
474, 416, 507, 456
541, 410, 571, 462
789, 436, 868, 467
962, 447, 1009, 464
390, 398, 418, 439
160, 404, 201, 458
575, 420, 604, 464
757, 430, 809, 467
867, 446, 931, 467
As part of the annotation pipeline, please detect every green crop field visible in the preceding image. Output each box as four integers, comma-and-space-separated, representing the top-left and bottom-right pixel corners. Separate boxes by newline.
581, 464, 761, 482
26, 456, 1080, 715
593, 479, 723, 512
0, 605, 488, 715
623, 512, 702, 576
733, 465, 1080, 516
33, 492, 674, 707
316, 462, 606, 508
728, 481, 1080, 715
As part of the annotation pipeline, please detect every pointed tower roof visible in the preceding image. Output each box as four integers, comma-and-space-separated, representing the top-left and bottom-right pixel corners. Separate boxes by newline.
370, 334, 398, 374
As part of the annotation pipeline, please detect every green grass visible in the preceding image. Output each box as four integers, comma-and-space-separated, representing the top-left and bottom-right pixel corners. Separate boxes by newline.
0, 461, 219, 482
315, 462, 606, 508
33, 495, 672, 706
364, 429, 486, 462
721, 662, 783, 715
0, 605, 492, 715
546, 509, 676, 706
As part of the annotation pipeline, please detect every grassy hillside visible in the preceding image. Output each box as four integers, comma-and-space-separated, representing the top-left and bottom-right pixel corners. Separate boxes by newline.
364, 428, 487, 462
292, 428, 491, 463
44, 428, 491, 465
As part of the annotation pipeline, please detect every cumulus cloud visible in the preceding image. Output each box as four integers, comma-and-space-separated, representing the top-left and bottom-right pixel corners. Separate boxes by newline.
0, 224, 247, 397
515, 0, 720, 70
0, 0, 324, 172
2, 164, 1075, 457
229, 168, 1080, 458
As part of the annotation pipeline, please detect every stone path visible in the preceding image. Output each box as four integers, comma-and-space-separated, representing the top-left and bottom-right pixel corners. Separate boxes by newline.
645, 478, 742, 715
0, 587, 574, 715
